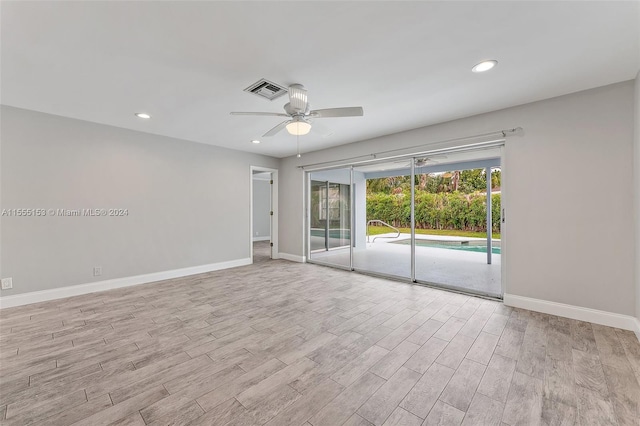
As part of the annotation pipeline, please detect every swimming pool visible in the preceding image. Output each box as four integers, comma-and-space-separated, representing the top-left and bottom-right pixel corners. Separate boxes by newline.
390, 238, 501, 254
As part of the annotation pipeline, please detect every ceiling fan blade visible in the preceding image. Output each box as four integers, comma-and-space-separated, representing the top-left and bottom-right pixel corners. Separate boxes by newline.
288, 84, 308, 113
415, 155, 447, 167
310, 106, 364, 118
263, 120, 290, 137
230, 112, 290, 117
308, 120, 334, 137
388, 160, 410, 167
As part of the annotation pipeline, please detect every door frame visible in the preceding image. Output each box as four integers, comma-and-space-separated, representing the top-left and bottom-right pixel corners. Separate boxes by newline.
250, 166, 279, 262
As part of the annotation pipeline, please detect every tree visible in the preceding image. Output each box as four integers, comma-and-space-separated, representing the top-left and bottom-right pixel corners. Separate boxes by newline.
491, 169, 501, 190
367, 167, 500, 194
451, 170, 460, 192
458, 169, 485, 193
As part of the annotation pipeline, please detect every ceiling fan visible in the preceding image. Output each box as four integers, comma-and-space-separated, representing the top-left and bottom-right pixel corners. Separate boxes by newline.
230, 84, 364, 137
394, 156, 448, 168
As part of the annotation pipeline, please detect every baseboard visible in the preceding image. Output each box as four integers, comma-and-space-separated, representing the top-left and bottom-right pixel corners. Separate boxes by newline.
252, 236, 271, 242
278, 252, 306, 263
504, 294, 640, 338
0, 258, 251, 309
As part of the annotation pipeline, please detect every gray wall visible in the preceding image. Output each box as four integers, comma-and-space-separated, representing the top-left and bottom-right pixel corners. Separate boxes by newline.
280, 81, 636, 316
0, 106, 278, 295
252, 179, 271, 240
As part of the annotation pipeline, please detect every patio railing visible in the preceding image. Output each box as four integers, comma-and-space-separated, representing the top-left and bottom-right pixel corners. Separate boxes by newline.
366, 220, 400, 243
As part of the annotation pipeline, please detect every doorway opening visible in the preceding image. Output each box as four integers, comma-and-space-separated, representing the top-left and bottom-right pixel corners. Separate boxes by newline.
251, 166, 278, 263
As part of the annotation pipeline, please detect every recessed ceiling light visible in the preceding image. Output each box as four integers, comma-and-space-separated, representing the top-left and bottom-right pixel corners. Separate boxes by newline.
135, 113, 151, 119
251, 140, 261, 144
472, 60, 498, 73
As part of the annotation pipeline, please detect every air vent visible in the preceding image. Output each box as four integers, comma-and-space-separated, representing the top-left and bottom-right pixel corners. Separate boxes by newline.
244, 79, 288, 101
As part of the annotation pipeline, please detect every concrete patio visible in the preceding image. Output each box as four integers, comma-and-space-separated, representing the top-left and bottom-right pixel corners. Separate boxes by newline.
310, 233, 502, 297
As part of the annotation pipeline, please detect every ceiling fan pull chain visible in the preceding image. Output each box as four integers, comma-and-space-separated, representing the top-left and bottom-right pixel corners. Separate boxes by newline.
297, 133, 301, 158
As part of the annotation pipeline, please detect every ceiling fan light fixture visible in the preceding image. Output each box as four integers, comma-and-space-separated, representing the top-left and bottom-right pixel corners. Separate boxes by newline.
286, 120, 311, 136
472, 60, 498, 73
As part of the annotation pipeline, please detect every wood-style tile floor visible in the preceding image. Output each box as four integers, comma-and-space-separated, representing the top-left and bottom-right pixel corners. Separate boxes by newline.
1, 247, 639, 425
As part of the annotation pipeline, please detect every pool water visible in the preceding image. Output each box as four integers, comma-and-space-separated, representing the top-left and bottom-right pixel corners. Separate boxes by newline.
390, 239, 501, 254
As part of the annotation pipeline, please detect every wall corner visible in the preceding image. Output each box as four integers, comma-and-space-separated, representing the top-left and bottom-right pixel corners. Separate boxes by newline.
634, 70, 640, 330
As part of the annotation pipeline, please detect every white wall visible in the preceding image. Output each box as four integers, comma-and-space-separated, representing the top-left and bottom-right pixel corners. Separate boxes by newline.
252, 178, 271, 240
0, 106, 278, 296
280, 81, 636, 317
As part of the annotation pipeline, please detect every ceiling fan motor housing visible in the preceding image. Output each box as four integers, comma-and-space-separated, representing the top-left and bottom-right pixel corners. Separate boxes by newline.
284, 102, 310, 116
287, 84, 308, 113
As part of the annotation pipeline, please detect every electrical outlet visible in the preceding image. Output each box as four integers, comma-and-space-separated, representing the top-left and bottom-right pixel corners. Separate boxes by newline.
1, 277, 13, 290
255, 231, 259, 236
93, 267, 102, 277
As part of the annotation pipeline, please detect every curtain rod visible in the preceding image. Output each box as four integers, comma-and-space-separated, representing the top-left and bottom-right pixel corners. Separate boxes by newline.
298, 127, 522, 170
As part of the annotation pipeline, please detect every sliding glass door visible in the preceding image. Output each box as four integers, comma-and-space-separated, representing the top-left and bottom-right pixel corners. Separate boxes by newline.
352, 162, 411, 280
306, 146, 503, 298
412, 160, 502, 298
308, 168, 352, 269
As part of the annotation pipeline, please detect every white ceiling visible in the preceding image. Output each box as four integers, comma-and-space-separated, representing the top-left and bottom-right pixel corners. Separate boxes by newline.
2, 1, 638, 158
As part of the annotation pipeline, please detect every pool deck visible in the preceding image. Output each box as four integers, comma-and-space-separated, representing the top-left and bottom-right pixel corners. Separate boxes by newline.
310, 232, 502, 297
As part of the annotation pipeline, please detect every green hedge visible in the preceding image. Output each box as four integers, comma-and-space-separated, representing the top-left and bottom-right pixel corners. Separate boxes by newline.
367, 192, 501, 232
